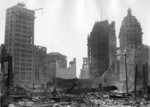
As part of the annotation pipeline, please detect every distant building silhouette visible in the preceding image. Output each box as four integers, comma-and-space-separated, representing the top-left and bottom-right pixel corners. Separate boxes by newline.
79, 57, 90, 79
44, 52, 67, 83
88, 20, 116, 78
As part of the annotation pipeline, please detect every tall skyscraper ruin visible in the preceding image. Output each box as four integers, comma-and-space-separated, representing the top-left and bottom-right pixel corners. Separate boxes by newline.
88, 20, 116, 78
4, 3, 47, 87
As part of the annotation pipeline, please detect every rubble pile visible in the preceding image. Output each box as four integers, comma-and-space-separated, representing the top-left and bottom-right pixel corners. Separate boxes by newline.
60, 92, 150, 107
2, 86, 150, 107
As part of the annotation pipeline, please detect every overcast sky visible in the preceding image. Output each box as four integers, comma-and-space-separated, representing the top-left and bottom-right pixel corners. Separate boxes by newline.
0, 0, 150, 77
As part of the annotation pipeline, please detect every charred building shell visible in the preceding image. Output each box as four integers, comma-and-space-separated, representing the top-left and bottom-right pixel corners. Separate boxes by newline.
88, 20, 116, 78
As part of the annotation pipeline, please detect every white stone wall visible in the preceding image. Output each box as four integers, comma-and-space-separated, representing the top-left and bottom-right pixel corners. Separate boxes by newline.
56, 58, 76, 79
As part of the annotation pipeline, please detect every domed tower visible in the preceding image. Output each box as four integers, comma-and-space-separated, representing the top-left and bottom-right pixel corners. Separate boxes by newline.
119, 8, 143, 49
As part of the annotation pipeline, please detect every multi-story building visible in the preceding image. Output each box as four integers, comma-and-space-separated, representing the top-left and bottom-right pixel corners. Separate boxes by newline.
0, 44, 2, 94
119, 8, 143, 49
117, 8, 150, 92
44, 52, 67, 83
135, 44, 150, 84
46, 52, 67, 68
101, 47, 136, 93
33, 45, 47, 87
79, 57, 89, 79
4, 3, 35, 87
88, 20, 116, 78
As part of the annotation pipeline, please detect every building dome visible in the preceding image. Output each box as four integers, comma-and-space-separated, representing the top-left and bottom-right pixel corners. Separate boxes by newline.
119, 8, 143, 49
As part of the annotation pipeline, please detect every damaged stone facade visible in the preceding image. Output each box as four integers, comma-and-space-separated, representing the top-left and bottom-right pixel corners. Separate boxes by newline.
33, 46, 47, 87
88, 20, 116, 78
56, 58, 76, 79
102, 9, 150, 93
101, 48, 135, 92
135, 45, 150, 84
44, 52, 67, 84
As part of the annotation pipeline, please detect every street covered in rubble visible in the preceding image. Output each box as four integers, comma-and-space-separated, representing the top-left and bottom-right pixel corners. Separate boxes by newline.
1, 77, 150, 107
30, 92, 150, 107
2, 90, 150, 107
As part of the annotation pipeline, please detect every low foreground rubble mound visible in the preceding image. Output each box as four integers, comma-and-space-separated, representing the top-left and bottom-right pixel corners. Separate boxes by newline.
61, 92, 150, 107
2, 86, 150, 107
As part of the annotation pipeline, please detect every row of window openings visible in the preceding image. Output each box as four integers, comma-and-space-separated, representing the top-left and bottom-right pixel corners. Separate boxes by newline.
15, 38, 33, 43
122, 38, 141, 42
15, 77, 32, 81
5, 33, 33, 38
6, 15, 13, 20
5, 38, 33, 43
14, 67, 32, 71
14, 71, 32, 75
121, 30, 141, 34
122, 25, 141, 29
14, 56, 32, 60
5, 28, 33, 34
15, 24, 33, 30
15, 20, 33, 26
15, 49, 32, 53
15, 29, 33, 34
15, 55, 32, 59
5, 41, 33, 47
15, 34, 33, 39
5, 47, 32, 54
16, 15, 33, 22
7, 8, 34, 15
6, 24, 33, 30
122, 43, 135, 46
6, 19, 33, 26
14, 62, 32, 66
5, 42, 32, 49
14, 59, 32, 64
14, 58, 32, 62
15, 50, 32, 56
15, 43, 33, 48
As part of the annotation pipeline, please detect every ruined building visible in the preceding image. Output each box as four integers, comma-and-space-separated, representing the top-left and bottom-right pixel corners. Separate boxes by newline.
33, 46, 47, 87
4, 3, 35, 86
88, 20, 116, 78
119, 8, 149, 89
119, 8, 143, 49
135, 45, 150, 84
104, 8, 150, 92
79, 57, 90, 79
44, 52, 67, 83
57, 58, 76, 79
4, 3, 47, 87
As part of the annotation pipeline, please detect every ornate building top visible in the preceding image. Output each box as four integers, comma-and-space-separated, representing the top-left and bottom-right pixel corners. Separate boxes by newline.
119, 8, 143, 49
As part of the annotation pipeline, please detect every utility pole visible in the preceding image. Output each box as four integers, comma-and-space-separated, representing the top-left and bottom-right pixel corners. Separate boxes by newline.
125, 53, 128, 94
143, 64, 146, 92
134, 64, 137, 93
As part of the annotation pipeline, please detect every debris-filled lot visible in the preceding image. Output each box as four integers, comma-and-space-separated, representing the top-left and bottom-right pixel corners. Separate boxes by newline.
3, 92, 149, 107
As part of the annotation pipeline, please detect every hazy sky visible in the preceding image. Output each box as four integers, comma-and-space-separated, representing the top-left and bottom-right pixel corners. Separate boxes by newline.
0, 0, 150, 77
